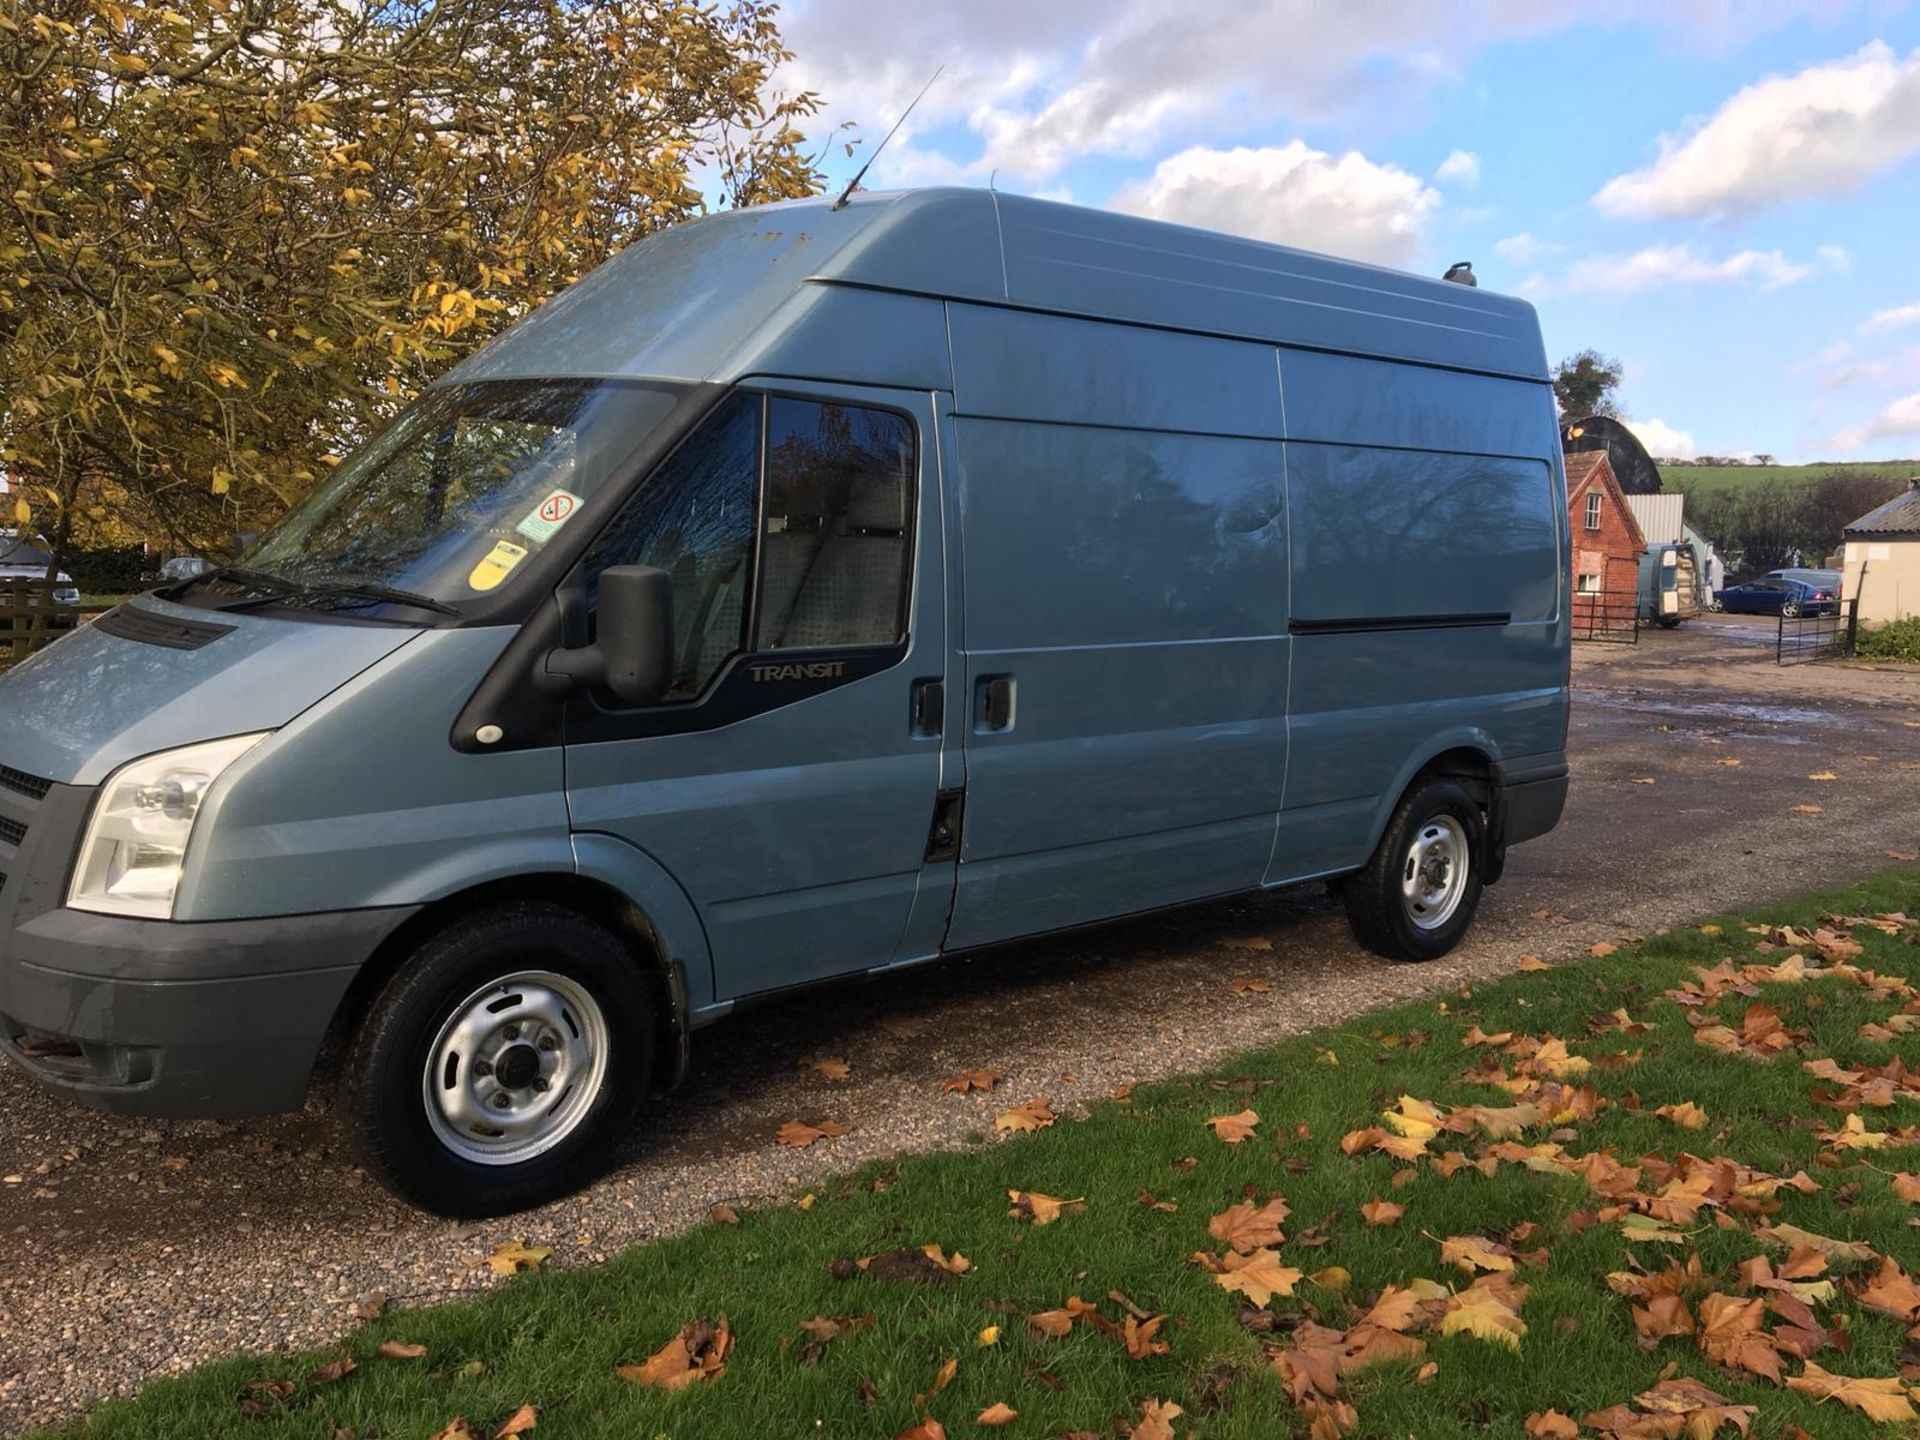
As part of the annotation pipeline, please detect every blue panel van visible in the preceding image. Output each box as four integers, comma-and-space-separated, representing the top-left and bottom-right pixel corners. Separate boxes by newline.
0, 190, 1569, 1213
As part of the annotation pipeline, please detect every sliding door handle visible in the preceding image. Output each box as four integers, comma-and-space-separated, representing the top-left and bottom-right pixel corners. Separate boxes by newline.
910, 677, 944, 737
975, 674, 1015, 732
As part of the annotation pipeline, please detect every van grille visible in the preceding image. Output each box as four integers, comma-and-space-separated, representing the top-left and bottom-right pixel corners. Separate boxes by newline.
0, 765, 50, 802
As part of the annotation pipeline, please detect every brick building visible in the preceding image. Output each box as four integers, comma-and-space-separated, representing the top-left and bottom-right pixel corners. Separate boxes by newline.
1565, 451, 1646, 630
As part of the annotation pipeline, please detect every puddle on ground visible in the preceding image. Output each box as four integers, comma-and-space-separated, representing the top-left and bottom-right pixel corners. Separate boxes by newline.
1573, 686, 1850, 742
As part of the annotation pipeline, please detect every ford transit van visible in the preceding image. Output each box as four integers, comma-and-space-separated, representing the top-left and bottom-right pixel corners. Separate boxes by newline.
0, 190, 1569, 1213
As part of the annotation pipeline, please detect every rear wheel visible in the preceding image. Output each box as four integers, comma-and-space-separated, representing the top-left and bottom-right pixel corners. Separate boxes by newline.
1781, 601, 1801, 618
342, 904, 654, 1216
1341, 777, 1485, 962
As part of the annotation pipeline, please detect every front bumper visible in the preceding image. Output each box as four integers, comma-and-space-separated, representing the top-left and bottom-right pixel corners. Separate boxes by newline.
0, 760, 414, 1117
0, 905, 412, 1117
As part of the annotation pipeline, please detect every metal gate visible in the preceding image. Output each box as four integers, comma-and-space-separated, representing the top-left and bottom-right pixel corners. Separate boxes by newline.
1778, 597, 1858, 665
1571, 589, 1641, 644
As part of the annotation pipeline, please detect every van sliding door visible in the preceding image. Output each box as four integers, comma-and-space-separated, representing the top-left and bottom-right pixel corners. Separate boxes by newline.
939, 307, 1289, 950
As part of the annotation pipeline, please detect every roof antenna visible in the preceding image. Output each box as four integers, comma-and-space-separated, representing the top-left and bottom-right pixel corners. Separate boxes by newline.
831, 65, 945, 211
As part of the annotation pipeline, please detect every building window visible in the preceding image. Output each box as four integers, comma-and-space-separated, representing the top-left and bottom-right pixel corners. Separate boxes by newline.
1584, 492, 1603, 531
1576, 573, 1600, 594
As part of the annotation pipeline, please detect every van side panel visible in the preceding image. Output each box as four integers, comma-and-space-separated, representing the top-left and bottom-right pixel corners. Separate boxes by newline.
1267, 351, 1564, 882
944, 307, 1288, 948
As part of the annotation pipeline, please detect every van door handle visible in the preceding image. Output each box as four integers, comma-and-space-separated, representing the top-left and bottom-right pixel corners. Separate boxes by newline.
976, 674, 1015, 732
910, 677, 943, 737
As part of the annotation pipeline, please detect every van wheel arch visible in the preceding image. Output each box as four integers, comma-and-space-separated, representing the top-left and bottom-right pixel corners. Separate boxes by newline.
1403, 746, 1502, 884
311, 875, 687, 1106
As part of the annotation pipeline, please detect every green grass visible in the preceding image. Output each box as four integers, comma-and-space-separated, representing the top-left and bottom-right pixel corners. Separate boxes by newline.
1665, 461, 1918, 496
47, 874, 1920, 1440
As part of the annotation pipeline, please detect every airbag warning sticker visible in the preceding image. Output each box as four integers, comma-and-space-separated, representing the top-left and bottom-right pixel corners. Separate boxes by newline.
516, 489, 583, 544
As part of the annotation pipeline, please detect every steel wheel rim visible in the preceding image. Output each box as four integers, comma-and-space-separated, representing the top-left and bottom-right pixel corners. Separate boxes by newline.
422, 969, 610, 1166
1400, 815, 1469, 932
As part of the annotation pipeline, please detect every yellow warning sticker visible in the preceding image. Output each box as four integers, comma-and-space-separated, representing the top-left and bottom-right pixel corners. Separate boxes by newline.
468, 540, 527, 592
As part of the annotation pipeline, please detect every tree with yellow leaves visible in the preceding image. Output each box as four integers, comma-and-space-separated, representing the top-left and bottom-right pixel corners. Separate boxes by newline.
0, 0, 824, 571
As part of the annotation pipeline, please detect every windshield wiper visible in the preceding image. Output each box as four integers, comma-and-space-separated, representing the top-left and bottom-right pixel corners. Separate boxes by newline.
221, 579, 460, 617
156, 563, 304, 600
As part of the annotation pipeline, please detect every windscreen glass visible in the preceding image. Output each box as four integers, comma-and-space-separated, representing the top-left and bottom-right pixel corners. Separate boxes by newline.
241, 379, 685, 606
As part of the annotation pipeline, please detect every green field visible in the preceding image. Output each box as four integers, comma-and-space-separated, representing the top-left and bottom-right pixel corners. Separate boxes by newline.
1664, 461, 1918, 496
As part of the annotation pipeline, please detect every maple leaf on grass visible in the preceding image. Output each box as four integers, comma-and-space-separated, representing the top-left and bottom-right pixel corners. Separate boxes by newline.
487, 1241, 550, 1276
1006, 1189, 1084, 1226
993, 1098, 1056, 1133
776, 1118, 849, 1148
912, 1355, 957, 1410
1891, 1172, 1920, 1204
1785, 1360, 1918, 1423
976, 1402, 1018, 1426
1655, 1100, 1709, 1130
616, 1316, 732, 1390
1360, 1198, 1405, 1226
1524, 1413, 1579, 1439
1855, 1256, 1920, 1323
1697, 1292, 1782, 1383
1438, 1274, 1528, 1350
1129, 1398, 1184, 1440
493, 1405, 537, 1438
1123, 1313, 1169, 1360
1437, 1235, 1516, 1274
894, 1418, 945, 1440
377, 1340, 427, 1360
1212, 1247, 1302, 1306
1208, 1195, 1290, 1252
1207, 1107, 1259, 1143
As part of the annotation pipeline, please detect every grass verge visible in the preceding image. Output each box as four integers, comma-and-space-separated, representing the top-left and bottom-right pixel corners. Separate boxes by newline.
48, 872, 1920, 1440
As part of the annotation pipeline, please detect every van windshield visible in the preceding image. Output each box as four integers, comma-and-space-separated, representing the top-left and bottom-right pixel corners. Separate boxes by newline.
239, 379, 686, 610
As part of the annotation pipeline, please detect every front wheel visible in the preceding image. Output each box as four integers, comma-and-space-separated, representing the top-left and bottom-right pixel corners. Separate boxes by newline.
341, 904, 654, 1216
1341, 778, 1485, 962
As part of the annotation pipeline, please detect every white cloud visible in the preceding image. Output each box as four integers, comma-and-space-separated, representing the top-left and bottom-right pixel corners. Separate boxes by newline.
1593, 41, 1920, 220
1493, 231, 1561, 264
1108, 142, 1438, 266
776, 1, 1840, 189
1623, 417, 1697, 459
1546, 243, 1837, 297
1862, 300, 1920, 335
1435, 148, 1481, 186
1830, 391, 1920, 451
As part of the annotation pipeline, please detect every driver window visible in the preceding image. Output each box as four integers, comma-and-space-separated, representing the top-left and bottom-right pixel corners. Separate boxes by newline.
580, 392, 759, 700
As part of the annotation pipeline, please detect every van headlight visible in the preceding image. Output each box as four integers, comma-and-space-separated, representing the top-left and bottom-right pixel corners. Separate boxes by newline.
68, 734, 267, 919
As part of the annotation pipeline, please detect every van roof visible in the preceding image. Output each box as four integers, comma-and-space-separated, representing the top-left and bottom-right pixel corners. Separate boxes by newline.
446, 188, 1548, 390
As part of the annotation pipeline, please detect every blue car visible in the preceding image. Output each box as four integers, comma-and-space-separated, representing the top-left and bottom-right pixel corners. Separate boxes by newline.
1710, 576, 1839, 617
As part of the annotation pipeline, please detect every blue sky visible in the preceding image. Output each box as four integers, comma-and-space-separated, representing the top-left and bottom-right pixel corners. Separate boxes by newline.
774, 1, 1920, 463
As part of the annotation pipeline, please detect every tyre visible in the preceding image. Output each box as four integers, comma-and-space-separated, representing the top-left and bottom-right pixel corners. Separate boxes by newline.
1656, 616, 1682, 630
1341, 777, 1485, 962
342, 904, 654, 1216
1706, 599, 1723, 612
1781, 601, 1801, 618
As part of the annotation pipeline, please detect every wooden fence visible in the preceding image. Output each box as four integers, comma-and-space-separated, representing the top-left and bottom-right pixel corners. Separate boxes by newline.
0, 576, 87, 667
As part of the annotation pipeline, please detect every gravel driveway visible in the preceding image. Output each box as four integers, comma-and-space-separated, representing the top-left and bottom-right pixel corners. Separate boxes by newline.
3, 617, 1918, 1430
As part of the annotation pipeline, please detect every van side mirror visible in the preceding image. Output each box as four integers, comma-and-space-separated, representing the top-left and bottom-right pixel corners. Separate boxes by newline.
545, 565, 674, 706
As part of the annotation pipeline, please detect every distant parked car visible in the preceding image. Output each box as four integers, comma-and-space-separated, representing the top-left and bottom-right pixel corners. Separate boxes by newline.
1710, 576, 1839, 618
0, 536, 81, 607
1761, 567, 1842, 591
